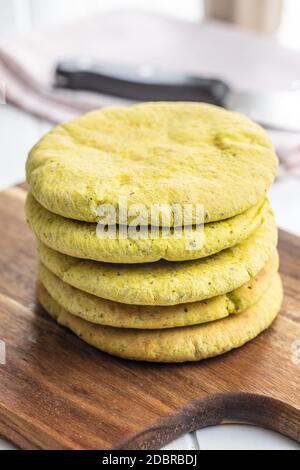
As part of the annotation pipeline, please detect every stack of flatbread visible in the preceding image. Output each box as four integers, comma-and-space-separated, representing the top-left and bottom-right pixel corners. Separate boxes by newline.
26, 102, 282, 362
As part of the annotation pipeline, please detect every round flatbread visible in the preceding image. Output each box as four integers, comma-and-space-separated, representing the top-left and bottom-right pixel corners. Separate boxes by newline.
26, 193, 268, 264
26, 102, 278, 225
38, 274, 283, 363
38, 254, 279, 329
37, 209, 278, 306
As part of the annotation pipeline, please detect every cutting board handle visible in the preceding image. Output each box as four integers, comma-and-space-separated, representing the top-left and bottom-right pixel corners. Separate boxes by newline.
118, 393, 300, 450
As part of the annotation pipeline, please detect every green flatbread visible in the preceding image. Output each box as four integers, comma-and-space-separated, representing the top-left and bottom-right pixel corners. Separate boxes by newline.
38, 274, 283, 363
26, 102, 278, 225
37, 209, 278, 306
26, 193, 268, 264
38, 253, 278, 329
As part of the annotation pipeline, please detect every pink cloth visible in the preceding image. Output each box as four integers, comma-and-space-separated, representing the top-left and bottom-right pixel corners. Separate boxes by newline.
0, 9, 299, 174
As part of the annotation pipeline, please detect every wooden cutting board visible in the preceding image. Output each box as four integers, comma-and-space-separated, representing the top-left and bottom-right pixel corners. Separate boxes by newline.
0, 185, 299, 450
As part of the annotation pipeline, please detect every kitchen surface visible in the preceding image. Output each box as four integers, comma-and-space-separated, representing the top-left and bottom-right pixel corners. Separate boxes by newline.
0, 0, 299, 452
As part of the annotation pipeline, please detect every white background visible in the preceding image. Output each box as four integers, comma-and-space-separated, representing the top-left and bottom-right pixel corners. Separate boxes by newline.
0, 0, 300, 48
0, 0, 299, 451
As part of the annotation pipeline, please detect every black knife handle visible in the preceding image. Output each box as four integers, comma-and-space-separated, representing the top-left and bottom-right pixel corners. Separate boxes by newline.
55, 61, 230, 106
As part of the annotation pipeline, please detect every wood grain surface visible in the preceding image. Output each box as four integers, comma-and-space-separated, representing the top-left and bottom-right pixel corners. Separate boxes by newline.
0, 186, 299, 450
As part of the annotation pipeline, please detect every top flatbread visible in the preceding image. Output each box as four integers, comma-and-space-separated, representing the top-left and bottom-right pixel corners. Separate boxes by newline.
26, 102, 278, 225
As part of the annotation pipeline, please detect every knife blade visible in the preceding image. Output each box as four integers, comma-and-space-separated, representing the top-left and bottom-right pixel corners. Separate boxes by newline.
56, 61, 300, 132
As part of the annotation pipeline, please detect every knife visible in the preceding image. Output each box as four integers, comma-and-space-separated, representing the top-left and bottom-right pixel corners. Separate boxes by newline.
56, 61, 300, 132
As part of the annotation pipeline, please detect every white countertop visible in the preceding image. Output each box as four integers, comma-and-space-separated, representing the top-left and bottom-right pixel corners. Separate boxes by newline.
0, 104, 299, 451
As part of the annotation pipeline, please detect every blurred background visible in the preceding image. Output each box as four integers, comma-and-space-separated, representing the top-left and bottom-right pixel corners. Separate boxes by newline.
0, 0, 299, 47
0, 0, 300, 451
